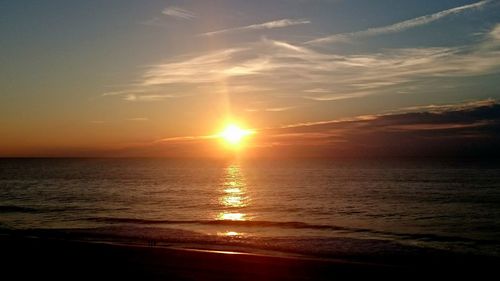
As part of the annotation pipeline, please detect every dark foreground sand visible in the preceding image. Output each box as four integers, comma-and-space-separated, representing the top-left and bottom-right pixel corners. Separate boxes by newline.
1, 235, 498, 280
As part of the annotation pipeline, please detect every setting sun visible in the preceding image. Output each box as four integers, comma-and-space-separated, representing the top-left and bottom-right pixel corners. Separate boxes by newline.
218, 124, 254, 147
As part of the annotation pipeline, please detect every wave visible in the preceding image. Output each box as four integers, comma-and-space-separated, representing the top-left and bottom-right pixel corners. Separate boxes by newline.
0, 225, 420, 260
0, 205, 129, 214
3, 224, 498, 260
2, 219, 499, 259
0, 205, 38, 213
85, 217, 348, 230
84, 217, 499, 245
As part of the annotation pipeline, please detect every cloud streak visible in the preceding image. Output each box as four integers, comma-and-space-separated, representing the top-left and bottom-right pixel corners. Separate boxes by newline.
201, 18, 310, 36
124, 94, 175, 102
106, 24, 500, 107
250, 99, 500, 158
162, 6, 196, 20
307, 0, 491, 44
127, 117, 148, 121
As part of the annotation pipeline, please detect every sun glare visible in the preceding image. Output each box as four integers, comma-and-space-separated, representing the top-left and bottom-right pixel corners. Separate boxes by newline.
219, 124, 254, 147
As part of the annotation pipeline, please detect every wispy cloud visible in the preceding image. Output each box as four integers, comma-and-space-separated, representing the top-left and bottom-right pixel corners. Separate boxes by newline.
266, 106, 296, 112
280, 99, 498, 131
127, 117, 149, 121
106, 24, 500, 105
304, 88, 330, 93
201, 18, 310, 36
102, 89, 146, 97
245, 106, 296, 112
162, 6, 196, 20
157, 134, 216, 143
141, 48, 245, 86
248, 99, 500, 157
386, 99, 497, 114
307, 0, 491, 44
141, 6, 196, 27
304, 91, 374, 101
124, 94, 175, 102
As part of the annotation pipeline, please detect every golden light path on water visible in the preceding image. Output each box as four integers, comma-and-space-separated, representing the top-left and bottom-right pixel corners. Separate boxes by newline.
217, 163, 249, 237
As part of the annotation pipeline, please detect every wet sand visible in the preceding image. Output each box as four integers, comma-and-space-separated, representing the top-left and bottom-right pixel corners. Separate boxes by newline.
0, 235, 497, 280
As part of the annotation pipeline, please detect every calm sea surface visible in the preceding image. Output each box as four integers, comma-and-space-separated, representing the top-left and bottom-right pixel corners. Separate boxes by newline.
1, 158, 499, 257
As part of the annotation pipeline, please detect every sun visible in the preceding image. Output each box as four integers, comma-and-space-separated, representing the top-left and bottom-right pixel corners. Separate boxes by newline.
218, 124, 254, 147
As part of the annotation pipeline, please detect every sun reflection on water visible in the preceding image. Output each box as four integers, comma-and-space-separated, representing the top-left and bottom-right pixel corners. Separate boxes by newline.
217, 231, 242, 237
218, 212, 246, 221
217, 163, 250, 230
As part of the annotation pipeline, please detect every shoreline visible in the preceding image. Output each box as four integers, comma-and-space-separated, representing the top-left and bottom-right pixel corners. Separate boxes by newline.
1, 233, 499, 280
0, 235, 399, 280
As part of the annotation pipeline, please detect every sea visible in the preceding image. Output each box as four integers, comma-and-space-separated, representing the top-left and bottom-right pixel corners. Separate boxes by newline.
1, 158, 499, 260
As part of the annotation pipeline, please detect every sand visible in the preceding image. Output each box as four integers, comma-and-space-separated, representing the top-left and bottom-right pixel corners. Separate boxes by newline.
0, 234, 497, 280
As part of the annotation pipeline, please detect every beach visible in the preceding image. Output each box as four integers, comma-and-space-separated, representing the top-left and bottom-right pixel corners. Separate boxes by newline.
0, 234, 387, 280
2, 231, 499, 281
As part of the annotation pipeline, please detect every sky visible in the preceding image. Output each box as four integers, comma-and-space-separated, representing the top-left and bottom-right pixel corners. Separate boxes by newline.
1, 0, 500, 157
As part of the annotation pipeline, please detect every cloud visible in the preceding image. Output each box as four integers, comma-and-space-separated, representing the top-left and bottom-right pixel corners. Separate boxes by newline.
141, 48, 245, 86
106, 24, 500, 104
127, 117, 148, 121
491, 23, 500, 40
265, 106, 296, 112
304, 88, 330, 93
103, 89, 179, 102
245, 106, 296, 112
251, 99, 500, 158
162, 6, 196, 20
279, 99, 499, 130
157, 134, 215, 143
102, 89, 146, 97
385, 99, 498, 114
201, 18, 310, 36
124, 94, 175, 102
303, 91, 374, 101
307, 0, 491, 44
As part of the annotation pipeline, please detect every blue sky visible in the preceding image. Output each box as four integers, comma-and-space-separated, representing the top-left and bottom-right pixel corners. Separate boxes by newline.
1, 0, 500, 156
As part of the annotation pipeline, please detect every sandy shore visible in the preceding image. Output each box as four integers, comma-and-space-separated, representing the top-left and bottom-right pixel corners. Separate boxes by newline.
0, 234, 497, 280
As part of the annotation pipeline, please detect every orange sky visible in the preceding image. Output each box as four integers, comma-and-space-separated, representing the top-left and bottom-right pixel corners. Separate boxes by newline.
1, 1, 500, 157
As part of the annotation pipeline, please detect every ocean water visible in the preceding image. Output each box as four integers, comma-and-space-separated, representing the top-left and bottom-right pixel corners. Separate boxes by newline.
1, 158, 500, 258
